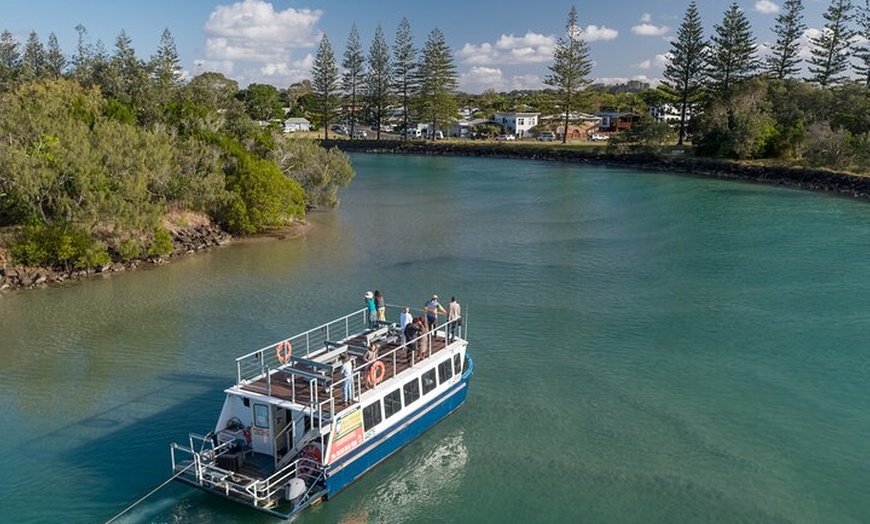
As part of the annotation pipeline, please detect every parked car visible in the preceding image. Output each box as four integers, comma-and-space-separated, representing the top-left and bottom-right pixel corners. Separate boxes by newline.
352, 129, 368, 139
590, 133, 609, 141
538, 131, 556, 142
495, 134, 516, 141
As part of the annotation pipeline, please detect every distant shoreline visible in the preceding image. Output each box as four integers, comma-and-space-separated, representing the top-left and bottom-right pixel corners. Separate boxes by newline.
324, 139, 870, 202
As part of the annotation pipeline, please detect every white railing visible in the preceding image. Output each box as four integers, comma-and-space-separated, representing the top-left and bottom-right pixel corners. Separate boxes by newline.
235, 309, 370, 385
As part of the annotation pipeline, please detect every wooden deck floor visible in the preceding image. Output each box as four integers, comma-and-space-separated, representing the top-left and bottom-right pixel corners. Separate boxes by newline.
240, 333, 451, 415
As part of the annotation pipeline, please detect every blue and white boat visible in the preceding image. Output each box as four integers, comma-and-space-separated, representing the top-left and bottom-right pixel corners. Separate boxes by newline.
170, 304, 473, 519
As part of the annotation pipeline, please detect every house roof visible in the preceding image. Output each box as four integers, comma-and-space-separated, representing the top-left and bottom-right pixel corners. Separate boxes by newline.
284, 117, 310, 124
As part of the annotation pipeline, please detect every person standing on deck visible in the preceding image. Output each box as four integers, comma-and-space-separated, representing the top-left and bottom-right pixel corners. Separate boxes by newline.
416, 316, 430, 359
424, 294, 446, 332
340, 355, 354, 403
447, 297, 461, 342
364, 291, 376, 328
399, 306, 413, 344
374, 290, 386, 323
403, 315, 420, 364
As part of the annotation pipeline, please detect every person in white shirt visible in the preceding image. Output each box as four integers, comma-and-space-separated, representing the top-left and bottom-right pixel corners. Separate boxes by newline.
340, 355, 354, 403
447, 297, 461, 342
399, 307, 413, 344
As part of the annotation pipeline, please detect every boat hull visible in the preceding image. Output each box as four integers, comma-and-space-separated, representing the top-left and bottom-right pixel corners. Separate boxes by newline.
325, 355, 473, 497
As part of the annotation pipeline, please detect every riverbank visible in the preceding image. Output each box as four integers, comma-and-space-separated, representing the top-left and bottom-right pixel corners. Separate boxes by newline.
323, 140, 870, 200
0, 219, 311, 293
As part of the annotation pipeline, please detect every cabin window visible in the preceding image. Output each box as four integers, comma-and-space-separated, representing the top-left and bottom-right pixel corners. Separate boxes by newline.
363, 401, 382, 431
383, 389, 402, 419
403, 378, 420, 406
421, 369, 437, 395
453, 354, 461, 375
253, 404, 269, 429
438, 359, 453, 384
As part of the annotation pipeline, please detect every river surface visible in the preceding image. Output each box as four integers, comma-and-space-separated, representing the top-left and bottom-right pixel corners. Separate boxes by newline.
1, 153, 869, 523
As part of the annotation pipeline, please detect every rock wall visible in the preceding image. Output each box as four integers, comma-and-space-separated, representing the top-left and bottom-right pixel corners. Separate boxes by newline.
0, 224, 231, 292
324, 140, 870, 200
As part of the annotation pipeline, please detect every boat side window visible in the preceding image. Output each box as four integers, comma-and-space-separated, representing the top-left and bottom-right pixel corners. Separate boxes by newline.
438, 359, 453, 384
362, 401, 382, 431
253, 404, 269, 429
383, 389, 402, 419
421, 369, 437, 395
453, 354, 461, 375
403, 378, 420, 406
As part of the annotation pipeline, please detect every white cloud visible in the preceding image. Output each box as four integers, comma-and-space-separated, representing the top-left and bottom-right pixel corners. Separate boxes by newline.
584, 25, 618, 42
459, 67, 545, 93
593, 75, 658, 87
458, 32, 555, 65
631, 23, 670, 37
754, 1, 780, 14
636, 53, 669, 70
200, 0, 322, 85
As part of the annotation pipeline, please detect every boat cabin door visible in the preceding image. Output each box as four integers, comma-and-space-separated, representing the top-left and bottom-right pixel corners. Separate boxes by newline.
249, 403, 289, 457
250, 403, 273, 455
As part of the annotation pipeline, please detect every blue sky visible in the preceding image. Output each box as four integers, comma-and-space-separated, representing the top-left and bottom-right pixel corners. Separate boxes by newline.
2, 0, 849, 93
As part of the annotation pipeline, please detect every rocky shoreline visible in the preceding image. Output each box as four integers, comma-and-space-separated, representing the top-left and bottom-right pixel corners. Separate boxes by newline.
324, 140, 870, 200
0, 223, 231, 292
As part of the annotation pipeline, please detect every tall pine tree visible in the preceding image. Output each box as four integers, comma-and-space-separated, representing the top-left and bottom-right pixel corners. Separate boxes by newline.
766, 0, 807, 79
707, 3, 759, 96
416, 28, 458, 139
342, 24, 366, 138
392, 18, 418, 139
662, 1, 707, 145
807, 0, 856, 86
45, 33, 66, 80
366, 25, 392, 140
311, 34, 341, 139
0, 30, 20, 91
544, 6, 592, 144
855, 0, 870, 86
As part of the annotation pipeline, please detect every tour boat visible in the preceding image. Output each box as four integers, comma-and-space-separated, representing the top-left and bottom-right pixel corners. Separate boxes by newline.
170, 305, 473, 519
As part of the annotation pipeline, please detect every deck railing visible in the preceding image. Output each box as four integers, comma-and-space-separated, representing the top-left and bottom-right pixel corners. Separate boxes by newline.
235, 309, 370, 385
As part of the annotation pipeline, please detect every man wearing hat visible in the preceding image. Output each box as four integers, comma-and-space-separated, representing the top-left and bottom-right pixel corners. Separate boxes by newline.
424, 294, 446, 332
364, 291, 376, 328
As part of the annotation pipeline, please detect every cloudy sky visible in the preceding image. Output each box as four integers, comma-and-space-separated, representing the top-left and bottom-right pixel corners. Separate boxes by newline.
2, 0, 856, 93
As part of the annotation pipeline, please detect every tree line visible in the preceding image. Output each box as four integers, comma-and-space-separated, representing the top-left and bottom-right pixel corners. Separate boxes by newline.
0, 27, 353, 271
315, 1, 868, 172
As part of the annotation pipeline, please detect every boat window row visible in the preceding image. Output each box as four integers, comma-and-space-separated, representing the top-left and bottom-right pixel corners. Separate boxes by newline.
361, 355, 463, 433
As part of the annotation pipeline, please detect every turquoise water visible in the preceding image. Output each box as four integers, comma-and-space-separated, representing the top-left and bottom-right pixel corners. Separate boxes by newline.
1, 154, 869, 523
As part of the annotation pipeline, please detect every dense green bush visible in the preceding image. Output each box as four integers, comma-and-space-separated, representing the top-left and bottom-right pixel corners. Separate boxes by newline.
9, 223, 110, 270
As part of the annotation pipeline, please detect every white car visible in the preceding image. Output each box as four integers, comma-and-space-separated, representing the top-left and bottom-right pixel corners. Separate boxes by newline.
352, 129, 368, 139
495, 134, 516, 141
538, 131, 556, 142
590, 133, 609, 141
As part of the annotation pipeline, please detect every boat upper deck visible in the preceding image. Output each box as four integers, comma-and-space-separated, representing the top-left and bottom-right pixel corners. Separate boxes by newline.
231, 307, 464, 417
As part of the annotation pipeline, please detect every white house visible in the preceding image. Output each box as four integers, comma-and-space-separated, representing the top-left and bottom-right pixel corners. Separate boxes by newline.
493, 112, 540, 138
283, 117, 311, 133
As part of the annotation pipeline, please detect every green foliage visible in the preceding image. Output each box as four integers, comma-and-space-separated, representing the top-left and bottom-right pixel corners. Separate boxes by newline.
274, 138, 355, 208
609, 118, 676, 152
9, 222, 110, 269
116, 238, 141, 261
545, 6, 593, 144
148, 227, 174, 256
220, 138, 305, 234
694, 78, 776, 159
663, 2, 708, 144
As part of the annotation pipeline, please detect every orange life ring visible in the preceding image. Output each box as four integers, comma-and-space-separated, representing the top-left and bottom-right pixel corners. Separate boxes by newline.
276, 340, 292, 364
368, 361, 386, 386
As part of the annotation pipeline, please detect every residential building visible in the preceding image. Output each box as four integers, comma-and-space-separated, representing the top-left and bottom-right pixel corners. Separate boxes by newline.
494, 112, 540, 139
283, 117, 311, 133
